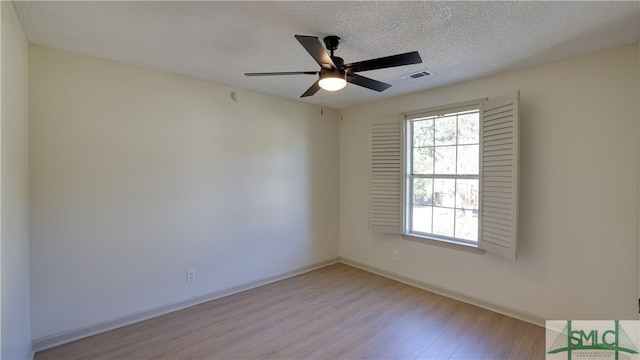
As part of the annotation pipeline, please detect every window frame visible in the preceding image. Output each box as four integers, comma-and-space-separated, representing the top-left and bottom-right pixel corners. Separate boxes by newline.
403, 100, 484, 248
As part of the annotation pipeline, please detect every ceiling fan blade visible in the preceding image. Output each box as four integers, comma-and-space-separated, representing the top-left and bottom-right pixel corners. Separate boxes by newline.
295, 35, 336, 70
343, 51, 422, 73
301, 80, 321, 98
245, 71, 318, 76
347, 73, 392, 92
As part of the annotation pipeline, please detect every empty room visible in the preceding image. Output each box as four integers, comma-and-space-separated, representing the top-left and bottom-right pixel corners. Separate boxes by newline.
3, 1, 640, 359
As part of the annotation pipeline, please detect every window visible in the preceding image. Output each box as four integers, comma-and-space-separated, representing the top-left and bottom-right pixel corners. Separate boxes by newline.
370, 92, 519, 260
406, 105, 480, 245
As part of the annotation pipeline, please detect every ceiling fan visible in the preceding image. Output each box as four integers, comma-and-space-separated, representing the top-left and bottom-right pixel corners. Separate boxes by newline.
245, 35, 423, 98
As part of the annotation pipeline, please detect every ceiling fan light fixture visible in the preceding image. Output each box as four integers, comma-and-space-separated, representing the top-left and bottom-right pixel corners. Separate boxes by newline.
319, 69, 346, 91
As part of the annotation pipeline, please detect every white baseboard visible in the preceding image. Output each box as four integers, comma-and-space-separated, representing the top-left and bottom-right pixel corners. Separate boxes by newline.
339, 256, 546, 328
31, 258, 339, 353
25, 341, 34, 360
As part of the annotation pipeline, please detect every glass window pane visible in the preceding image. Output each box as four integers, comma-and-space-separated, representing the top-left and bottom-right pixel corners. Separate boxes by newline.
434, 146, 456, 174
434, 115, 457, 146
457, 113, 480, 144
457, 145, 479, 175
412, 119, 434, 147
455, 209, 478, 242
455, 179, 479, 210
407, 106, 481, 244
433, 179, 455, 208
412, 147, 434, 174
412, 178, 433, 205
412, 205, 432, 234
432, 207, 454, 237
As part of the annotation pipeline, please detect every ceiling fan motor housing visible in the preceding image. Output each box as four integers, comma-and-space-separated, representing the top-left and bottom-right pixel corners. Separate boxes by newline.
320, 68, 346, 79
331, 56, 344, 68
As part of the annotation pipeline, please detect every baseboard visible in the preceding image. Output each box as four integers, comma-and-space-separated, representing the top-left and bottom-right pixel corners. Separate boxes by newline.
32, 257, 339, 352
25, 341, 35, 360
339, 257, 546, 328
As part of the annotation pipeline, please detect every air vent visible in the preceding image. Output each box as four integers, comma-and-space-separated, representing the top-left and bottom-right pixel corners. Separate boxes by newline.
401, 70, 432, 81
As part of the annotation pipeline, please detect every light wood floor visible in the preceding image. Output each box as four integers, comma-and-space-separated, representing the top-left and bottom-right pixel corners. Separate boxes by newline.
35, 263, 545, 359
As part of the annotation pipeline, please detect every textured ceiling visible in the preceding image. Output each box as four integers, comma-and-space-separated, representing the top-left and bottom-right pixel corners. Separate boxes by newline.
13, 1, 640, 109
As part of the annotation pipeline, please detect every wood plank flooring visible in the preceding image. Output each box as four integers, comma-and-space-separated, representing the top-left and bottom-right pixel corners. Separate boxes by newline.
35, 263, 545, 359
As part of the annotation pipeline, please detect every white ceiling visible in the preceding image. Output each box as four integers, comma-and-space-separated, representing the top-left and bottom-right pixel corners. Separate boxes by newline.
13, 1, 640, 109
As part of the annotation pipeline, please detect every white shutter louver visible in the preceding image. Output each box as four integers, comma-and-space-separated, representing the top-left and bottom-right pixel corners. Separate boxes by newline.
370, 123, 402, 233
480, 91, 519, 260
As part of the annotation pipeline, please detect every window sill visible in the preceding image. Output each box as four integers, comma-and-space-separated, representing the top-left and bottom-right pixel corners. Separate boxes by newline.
402, 234, 485, 255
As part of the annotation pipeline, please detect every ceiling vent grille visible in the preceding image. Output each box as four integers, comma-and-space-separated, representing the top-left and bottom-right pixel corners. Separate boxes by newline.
401, 70, 431, 81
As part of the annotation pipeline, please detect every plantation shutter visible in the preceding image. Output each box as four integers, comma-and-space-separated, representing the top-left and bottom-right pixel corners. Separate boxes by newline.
480, 91, 520, 260
370, 123, 402, 233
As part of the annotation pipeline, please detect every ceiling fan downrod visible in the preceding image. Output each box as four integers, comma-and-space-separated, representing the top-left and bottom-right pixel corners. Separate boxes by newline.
323, 36, 340, 58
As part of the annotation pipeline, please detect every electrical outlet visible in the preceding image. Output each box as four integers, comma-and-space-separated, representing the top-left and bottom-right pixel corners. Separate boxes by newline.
392, 250, 399, 261
186, 268, 196, 282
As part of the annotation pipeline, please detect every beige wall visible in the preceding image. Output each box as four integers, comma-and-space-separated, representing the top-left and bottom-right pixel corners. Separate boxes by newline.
1, 1, 31, 359
340, 44, 639, 322
29, 45, 340, 340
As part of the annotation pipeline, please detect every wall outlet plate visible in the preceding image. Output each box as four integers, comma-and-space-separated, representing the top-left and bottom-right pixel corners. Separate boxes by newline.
186, 268, 196, 282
